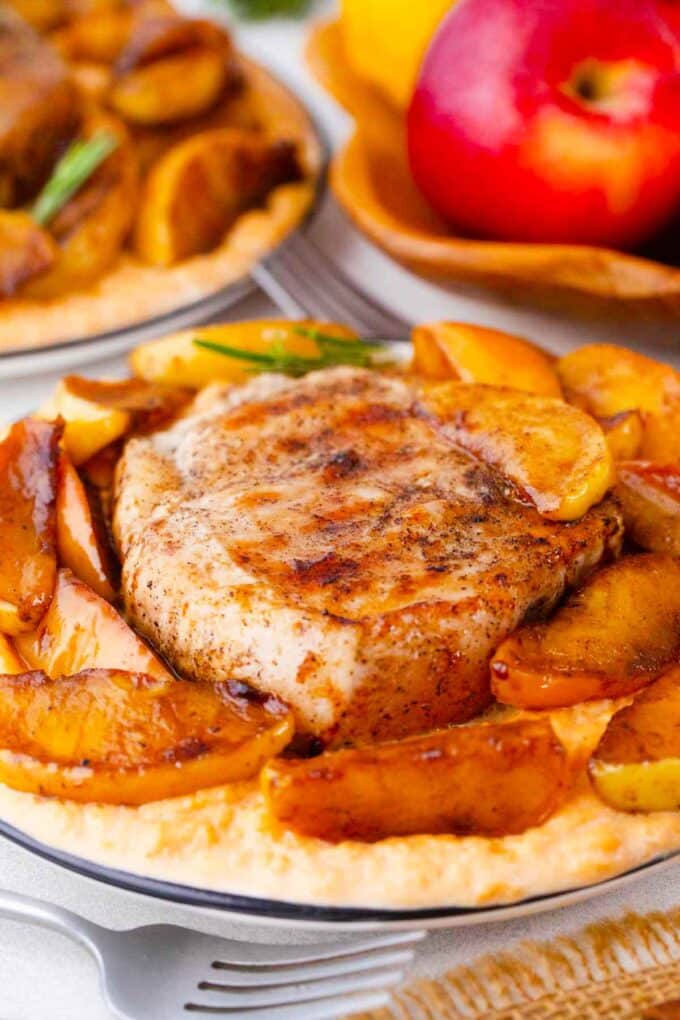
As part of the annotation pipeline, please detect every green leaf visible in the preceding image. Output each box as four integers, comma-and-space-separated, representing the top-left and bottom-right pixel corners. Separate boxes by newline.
218, 0, 312, 20
32, 133, 118, 227
193, 329, 393, 378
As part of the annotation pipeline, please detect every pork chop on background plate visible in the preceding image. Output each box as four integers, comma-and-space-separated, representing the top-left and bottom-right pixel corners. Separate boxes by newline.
114, 367, 622, 746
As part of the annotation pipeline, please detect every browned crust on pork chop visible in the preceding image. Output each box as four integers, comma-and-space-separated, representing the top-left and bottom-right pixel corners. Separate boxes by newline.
114, 368, 622, 745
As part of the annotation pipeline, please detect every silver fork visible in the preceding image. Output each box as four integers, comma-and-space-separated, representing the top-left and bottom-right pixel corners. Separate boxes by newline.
0, 888, 424, 1019
252, 230, 411, 338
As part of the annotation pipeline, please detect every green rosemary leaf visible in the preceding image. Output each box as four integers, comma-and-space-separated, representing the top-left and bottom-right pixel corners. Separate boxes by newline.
193, 329, 393, 378
220, 0, 312, 20
193, 339, 280, 366
294, 326, 388, 349
32, 133, 118, 227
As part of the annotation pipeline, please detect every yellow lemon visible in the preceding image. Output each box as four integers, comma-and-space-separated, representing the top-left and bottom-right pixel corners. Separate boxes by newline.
339, 0, 455, 109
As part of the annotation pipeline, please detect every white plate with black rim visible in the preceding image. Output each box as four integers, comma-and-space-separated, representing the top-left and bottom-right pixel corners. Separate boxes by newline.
0, 819, 677, 932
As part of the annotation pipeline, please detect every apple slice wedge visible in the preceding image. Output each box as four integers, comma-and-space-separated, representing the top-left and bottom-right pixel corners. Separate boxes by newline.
599, 411, 643, 461
39, 376, 192, 465
0, 634, 26, 675
15, 569, 170, 680
412, 322, 562, 397
589, 665, 680, 813
616, 462, 680, 557
262, 717, 567, 842
134, 129, 301, 266
558, 345, 680, 463
491, 553, 680, 709
39, 378, 131, 466
59, 376, 192, 436
0, 668, 293, 804
56, 454, 118, 602
0, 419, 60, 634
130, 320, 357, 388
421, 382, 614, 520
557, 344, 680, 418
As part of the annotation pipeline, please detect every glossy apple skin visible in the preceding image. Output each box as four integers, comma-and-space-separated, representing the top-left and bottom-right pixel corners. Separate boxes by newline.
408, 0, 680, 248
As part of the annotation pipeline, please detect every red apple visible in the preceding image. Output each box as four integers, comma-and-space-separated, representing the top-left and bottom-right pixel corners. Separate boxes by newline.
407, 0, 680, 248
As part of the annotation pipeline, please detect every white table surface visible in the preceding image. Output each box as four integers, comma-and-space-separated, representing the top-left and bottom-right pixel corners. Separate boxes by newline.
1, 8, 680, 1018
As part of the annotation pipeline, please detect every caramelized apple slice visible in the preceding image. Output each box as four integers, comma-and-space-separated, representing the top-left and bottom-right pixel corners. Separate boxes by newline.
110, 48, 229, 125
16, 569, 169, 680
79, 442, 121, 526
0, 669, 293, 804
69, 61, 112, 101
262, 718, 567, 842
492, 554, 680, 709
600, 411, 643, 461
80, 443, 120, 491
412, 322, 561, 397
51, 6, 134, 62
0, 419, 59, 634
616, 462, 680, 557
56, 454, 118, 602
39, 377, 131, 465
21, 111, 138, 301
589, 666, 680, 813
640, 408, 680, 464
0, 210, 57, 298
130, 320, 357, 387
9, 0, 67, 31
558, 344, 680, 463
422, 382, 614, 521
114, 14, 232, 73
0, 6, 80, 206
557, 344, 680, 418
0, 634, 25, 675
134, 129, 301, 266
60, 376, 192, 434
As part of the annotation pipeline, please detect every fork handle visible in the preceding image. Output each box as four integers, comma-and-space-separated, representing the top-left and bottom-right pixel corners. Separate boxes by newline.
0, 887, 104, 958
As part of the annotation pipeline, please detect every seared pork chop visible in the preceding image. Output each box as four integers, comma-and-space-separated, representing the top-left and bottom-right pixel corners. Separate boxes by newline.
114, 368, 622, 746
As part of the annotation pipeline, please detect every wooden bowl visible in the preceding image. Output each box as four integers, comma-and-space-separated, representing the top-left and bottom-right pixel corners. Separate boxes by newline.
307, 20, 680, 320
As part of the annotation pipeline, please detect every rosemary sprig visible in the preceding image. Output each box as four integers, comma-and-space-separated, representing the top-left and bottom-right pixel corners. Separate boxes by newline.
220, 0, 312, 20
193, 326, 393, 378
32, 133, 118, 227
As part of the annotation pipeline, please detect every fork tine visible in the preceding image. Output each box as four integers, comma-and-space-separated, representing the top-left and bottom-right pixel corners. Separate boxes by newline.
252, 232, 410, 338
256, 256, 357, 328
207, 947, 415, 987
289, 233, 411, 337
249, 264, 308, 319
270, 239, 379, 333
188, 967, 405, 1010
286, 234, 407, 337
208, 930, 425, 967
183, 988, 392, 1017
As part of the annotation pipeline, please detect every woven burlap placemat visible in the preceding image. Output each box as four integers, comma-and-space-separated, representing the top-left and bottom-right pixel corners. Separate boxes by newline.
350, 908, 680, 1019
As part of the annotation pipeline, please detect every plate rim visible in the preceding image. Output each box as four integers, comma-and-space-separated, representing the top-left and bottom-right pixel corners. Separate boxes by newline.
1, 816, 678, 927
